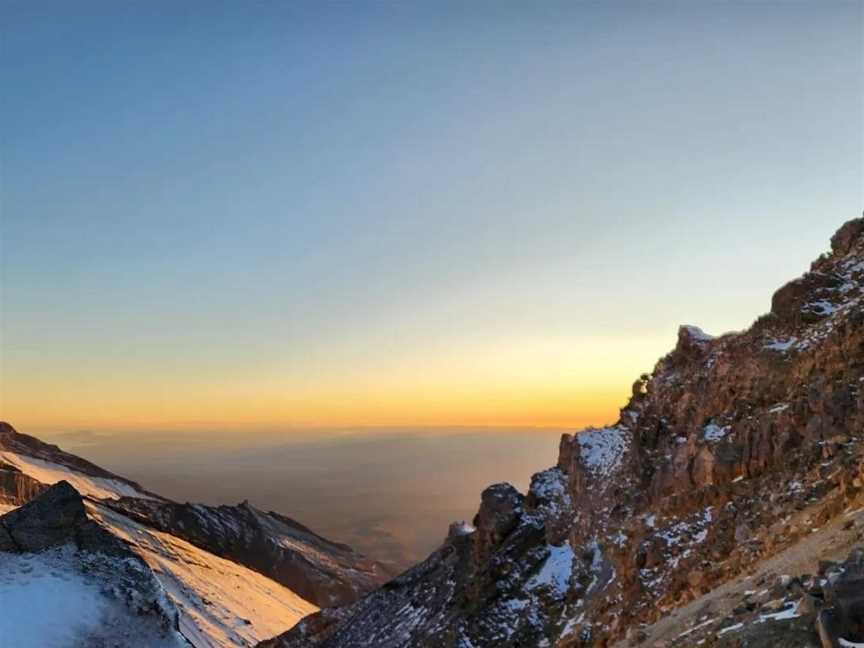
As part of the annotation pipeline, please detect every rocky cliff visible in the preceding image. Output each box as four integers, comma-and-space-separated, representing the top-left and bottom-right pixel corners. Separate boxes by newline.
262, 215, 864, 648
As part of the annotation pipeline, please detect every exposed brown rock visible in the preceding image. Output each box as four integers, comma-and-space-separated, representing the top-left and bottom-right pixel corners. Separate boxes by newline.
0, 460, 46, 507
832, 217, 864, 256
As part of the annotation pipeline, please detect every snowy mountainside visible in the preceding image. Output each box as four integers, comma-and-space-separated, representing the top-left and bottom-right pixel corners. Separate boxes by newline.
104, 494, 387, 607
0, 479, 189, 648
0, 546, 189, 648
0, 421, 387, 647
89, 502, 318, 648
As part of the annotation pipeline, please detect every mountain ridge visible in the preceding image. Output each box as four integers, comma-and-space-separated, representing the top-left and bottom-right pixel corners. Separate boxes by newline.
0, 420, 390, 647
261, 214, 864, 648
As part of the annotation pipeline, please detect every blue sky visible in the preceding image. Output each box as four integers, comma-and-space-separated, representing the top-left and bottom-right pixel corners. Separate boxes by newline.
1, 1, 862, 429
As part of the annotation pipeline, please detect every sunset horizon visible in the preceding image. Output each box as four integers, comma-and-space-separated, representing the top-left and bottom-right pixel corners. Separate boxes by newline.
1, 3, 862, 647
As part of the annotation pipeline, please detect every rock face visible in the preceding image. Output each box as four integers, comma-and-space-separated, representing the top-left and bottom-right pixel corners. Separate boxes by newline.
0, 459, 47, 507
658, 544, 864, 648
0, 480, 138, 557
820, 552, 864, 647
260, 215, 864, 648
104, 495, 390, 607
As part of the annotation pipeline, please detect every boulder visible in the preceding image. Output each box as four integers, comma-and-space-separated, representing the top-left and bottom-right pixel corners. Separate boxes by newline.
0, 480, 86, 551
474, 483, 523, 543
0, 480, 130, 556
472, 483, 524, 563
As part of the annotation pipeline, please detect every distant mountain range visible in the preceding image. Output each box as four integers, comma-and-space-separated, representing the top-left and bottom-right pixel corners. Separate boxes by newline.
2, 215, 863, 648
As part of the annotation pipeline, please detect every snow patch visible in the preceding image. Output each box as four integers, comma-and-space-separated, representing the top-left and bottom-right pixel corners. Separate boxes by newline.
683, 326, 714, 342
702, 424, 730, 443
677, 617, 717, 638
804, 300, 838, 316
451, 521, 476, 536
0, 548, 186, 648
758, 603, 799, 622
764, 337, 798, 352
577, 426, 629, 479
717, 622, 744, 636
526, 543, 574, 596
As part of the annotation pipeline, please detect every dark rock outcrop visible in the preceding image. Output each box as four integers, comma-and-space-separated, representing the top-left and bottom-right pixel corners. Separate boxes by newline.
661, 544, 864, 647
0, 480, 129, 555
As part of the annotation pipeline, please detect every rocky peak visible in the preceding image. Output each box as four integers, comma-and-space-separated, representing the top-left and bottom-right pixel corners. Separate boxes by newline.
0, 480, 85, 552
260, 215, 864, 648
473, 483, 524, 561
677, 324, 715, 354
831, 215, 864, 257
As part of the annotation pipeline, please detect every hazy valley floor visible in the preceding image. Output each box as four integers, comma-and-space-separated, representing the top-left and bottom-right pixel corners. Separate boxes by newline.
32, 427, 564, 570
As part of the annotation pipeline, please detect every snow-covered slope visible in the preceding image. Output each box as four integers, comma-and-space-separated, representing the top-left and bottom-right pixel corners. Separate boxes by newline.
105, 495, 388, 607
0, 547, 189, 648
0, 449, 152, 501
0, 422, 385, 648
90, 502, 318, 648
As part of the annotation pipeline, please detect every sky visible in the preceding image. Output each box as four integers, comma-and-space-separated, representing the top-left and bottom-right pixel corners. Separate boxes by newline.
1, 1, 862, 432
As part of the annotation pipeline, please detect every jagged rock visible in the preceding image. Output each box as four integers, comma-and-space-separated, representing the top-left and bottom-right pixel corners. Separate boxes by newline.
0, 480, 130, 555
0, 480, 87, 551
817, 609, 840, 648
0, 523, 15, 551
823, 565, 864, 642
676, 325, 714, 358
832, 217, 864, 256
0, 460, 47, 507
473, 482, 523, 561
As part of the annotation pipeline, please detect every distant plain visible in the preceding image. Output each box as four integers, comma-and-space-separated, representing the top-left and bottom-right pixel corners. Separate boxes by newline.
39, 427, 565, 569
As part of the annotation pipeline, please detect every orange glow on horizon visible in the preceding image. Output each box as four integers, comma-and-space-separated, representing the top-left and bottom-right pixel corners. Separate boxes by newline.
0, 332, 668, 433
1, 384, 628, 432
